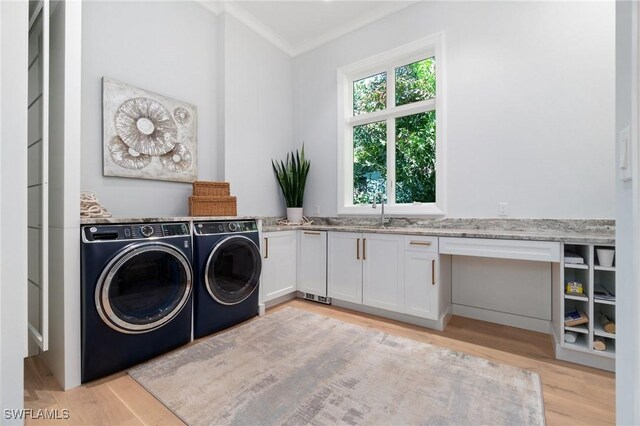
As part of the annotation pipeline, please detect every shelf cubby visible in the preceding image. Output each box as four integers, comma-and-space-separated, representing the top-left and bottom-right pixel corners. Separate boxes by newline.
599, 338, 616, 358
594, 269, 616, 304
564, 244, 590, 268
557, 243, 616, 369
594, 304, 616, 337
564, 266, 589, 296
593, 322, 616, 339
594, 245, 616, 269
563, 333, 590, 353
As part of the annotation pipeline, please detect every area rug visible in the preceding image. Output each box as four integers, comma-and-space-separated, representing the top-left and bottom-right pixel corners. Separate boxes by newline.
129, 307, 545, 425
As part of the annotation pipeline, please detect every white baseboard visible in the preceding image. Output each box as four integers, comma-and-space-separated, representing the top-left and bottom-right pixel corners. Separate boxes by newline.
452, 304, 551, 334
441, 305, 453, 329
264, 292, 297, 310
331, 299, 447, 331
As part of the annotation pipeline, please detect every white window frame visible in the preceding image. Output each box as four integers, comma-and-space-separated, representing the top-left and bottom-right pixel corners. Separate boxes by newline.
337, 33, 446, 216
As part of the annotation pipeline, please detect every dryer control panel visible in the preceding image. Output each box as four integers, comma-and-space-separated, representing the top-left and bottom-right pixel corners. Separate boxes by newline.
194, 220, 258, 235
82, 222, 190, 242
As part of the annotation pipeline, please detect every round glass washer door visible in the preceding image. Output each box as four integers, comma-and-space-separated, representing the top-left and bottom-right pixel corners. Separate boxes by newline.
205, 236, 261, 305
95, 242, 192, 334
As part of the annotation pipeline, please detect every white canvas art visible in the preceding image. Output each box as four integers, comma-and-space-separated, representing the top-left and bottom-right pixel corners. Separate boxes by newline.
103, 78, 197, 182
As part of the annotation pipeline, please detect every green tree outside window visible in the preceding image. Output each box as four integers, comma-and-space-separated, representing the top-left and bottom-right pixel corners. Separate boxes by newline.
352, 57, 436, 205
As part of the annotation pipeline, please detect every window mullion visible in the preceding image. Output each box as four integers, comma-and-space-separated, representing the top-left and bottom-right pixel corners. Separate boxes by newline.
387, 66, 396, 205
387, 118, 396, 205
387, 66, 396, 112
347, 99, 434, 126
346, 124, 354, 206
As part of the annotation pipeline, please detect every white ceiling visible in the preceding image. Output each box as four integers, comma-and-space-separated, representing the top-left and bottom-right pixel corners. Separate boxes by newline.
199, 0, 419, 56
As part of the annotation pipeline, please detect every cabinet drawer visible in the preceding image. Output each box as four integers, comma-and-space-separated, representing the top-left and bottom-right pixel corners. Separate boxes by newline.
404, 235, 438, 252
439, 237, 560, 262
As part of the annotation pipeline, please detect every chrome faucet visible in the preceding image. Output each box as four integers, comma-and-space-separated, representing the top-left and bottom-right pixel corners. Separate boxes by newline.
371, 193, 386, 227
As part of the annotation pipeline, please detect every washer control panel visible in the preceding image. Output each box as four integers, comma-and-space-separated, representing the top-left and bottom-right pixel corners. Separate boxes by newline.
194, 220, 258, 235
140, 225, 155, 237
83, 222, 190, 242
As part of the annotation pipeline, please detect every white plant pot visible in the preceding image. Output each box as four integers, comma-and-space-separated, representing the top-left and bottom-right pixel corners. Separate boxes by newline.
287, 207, 303, 224
596, 248, 615, 267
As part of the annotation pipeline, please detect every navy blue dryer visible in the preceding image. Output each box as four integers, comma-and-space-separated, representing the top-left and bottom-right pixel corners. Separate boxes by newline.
81, 222, 193, 383
192, 220, 261, 338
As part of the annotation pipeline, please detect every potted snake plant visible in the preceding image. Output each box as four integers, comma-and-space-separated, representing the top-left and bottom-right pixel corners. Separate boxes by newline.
272, 145, 311, 224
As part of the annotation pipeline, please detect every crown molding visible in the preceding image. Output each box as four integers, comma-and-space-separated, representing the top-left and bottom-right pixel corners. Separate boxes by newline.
290, 1, 419, 56
196, 0, 420, 58
224, 1, 296, 56
195, 0, 225, 16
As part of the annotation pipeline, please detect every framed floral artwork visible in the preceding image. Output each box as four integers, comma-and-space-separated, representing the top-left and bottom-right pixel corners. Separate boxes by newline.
102, 78, 197, 182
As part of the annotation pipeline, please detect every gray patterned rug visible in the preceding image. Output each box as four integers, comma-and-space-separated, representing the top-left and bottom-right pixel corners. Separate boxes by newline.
129, 307, 545, 425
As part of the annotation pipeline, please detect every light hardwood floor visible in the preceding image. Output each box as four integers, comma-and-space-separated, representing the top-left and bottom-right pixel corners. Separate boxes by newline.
25, 299, 615, 425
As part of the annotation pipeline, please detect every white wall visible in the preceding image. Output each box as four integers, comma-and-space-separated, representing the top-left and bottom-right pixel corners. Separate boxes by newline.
223, 14, 295, 216
615, 1, 640, 423
294, 1, 615, 218
81, 1, 219, 217
0, 0, 28, 419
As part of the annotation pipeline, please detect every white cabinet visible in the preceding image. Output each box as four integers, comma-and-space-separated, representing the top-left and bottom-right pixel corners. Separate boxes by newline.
261, 231, 297, 302
328, 232, 441, 321
297, 231, 327, 297
362, 234, 404, 312
404, 236, 439, 320
327, 232, 363, 304
555, 243, 616, 370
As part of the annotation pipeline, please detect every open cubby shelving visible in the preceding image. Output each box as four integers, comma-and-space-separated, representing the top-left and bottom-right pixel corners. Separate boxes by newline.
559, 243, 616, 366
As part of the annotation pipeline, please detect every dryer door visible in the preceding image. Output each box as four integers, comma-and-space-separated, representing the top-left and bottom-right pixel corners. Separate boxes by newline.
205, 236, 262, 305
96, 242, 192, 334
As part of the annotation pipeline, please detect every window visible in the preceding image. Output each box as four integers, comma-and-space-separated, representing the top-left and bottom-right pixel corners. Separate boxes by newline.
337, 34, 445, 215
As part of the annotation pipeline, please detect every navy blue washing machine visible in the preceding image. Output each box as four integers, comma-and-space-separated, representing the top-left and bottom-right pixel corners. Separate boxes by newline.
81, 222, 193, 383
192, 220, 261, 338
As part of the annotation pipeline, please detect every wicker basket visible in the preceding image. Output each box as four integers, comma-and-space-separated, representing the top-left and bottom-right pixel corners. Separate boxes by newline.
192, 181, 230, 197
189, 196, 237, 216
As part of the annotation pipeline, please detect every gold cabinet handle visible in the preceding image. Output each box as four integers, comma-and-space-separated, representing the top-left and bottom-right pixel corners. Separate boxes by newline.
363, 238, 367, 260
264, 237, 269, 259
432, 259, 435, 285
410, 241, 432, 246
356, 238, 360, 260
304, 231, 321, 235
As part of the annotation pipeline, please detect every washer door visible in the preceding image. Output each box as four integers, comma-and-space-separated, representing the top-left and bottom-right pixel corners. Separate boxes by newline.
96, 242, 192, 334
205, 236, 261, 305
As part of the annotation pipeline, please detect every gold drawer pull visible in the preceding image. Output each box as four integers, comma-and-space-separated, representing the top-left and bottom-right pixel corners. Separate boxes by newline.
264, 237, 269, 258
410, 241, 432, 246
356, 238, 360, 260
304, 231, 321, 235
363, 238, 367, 260
432, 259, 435, 285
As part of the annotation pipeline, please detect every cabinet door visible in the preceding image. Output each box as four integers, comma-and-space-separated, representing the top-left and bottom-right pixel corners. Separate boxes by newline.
327, 232, 362, 304
261, 231, 297, 302
362, 233, 404, 312
404, 249, 439, 320
297, 231, 327, 297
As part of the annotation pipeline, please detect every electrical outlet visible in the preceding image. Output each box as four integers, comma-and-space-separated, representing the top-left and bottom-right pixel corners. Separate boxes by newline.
498, 202, 508, 216
314, 205, 320, 215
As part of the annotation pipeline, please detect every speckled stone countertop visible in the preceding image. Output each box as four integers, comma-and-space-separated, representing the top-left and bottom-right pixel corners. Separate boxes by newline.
262, 217, 615, 245
80, 216, 615, 244
80, 216, 256, 225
